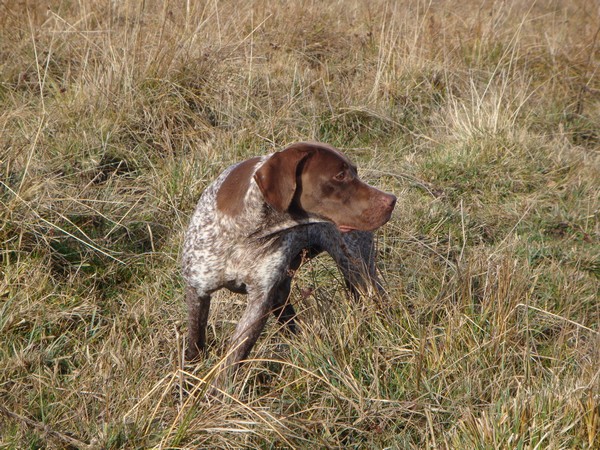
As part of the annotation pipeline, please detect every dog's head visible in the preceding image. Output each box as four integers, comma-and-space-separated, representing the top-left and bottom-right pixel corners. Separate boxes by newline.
254, 142, 396, 232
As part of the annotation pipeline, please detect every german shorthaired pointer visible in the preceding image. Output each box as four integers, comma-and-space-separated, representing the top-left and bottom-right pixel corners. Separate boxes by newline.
181, 142, 396, 378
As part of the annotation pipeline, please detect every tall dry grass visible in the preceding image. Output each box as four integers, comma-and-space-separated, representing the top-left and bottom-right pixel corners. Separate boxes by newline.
1, 0, 599, 448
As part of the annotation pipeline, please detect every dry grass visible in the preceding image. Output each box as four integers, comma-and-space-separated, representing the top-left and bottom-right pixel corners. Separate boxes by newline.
1, 0, 599, 448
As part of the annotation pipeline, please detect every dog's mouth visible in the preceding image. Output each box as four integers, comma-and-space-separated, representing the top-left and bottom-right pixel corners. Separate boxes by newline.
337, 225, 357, 233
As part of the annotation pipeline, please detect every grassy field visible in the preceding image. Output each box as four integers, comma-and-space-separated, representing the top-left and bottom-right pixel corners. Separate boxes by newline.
1, 0, 599, 448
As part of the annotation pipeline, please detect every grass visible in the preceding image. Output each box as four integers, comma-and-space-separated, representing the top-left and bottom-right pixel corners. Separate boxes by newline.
1, 0, 598, 448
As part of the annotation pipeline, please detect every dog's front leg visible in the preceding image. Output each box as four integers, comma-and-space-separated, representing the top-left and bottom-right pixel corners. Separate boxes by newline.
325, 231, 382, 298
223, 285, 274, 379
185, 285, 212, 361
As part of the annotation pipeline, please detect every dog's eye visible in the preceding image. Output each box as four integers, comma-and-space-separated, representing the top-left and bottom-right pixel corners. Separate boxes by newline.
334, 171, 346, 181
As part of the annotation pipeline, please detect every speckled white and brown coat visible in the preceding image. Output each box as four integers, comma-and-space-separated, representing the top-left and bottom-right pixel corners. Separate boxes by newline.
181, 142, 396, 381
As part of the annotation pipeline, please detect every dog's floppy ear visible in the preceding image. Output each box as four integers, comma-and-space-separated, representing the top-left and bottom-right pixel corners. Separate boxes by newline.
254, 143, 315, 212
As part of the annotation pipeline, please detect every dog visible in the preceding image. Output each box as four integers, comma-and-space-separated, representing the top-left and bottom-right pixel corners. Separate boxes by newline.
181, 141, 396, 380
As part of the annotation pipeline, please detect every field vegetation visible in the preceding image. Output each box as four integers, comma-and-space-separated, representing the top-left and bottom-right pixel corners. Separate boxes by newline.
1, 0, 599, 448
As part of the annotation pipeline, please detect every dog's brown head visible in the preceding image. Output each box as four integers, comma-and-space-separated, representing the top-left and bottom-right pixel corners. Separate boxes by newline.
254, 142, 396, 232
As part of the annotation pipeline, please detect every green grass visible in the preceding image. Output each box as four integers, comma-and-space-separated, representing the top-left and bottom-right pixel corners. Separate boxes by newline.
1, 0, 599, 448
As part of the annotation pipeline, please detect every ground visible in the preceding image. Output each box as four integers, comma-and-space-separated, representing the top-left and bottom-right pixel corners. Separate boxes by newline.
0, 0, 599, 448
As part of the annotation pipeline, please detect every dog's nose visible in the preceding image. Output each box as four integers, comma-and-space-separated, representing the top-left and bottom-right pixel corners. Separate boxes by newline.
385, 193, 397, 211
